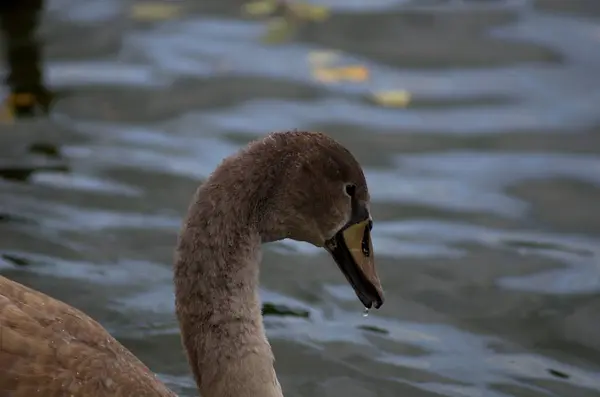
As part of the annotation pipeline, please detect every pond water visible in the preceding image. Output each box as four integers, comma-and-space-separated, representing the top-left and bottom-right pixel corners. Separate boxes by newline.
1, 0, 599, 396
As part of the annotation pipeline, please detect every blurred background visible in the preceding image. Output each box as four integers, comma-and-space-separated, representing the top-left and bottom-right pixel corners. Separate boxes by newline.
0, 0, 599, 396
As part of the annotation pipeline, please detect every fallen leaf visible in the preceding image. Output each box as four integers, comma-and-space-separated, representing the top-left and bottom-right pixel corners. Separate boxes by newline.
0, 93, 39, 123
11, 93, 36, 108
243, 0, 278, 17
307, 50, 339, 66
338, 65, 369, 82
131, 2, 182, 21
312, 67, 341, 83
312, 65, 369, 83
371, 90, 411, 107
290, 3, 330, 22
0, 101, 14, 123
261, 17, 296, 44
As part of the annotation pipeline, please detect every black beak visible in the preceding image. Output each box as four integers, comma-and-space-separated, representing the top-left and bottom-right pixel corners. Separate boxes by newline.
325, 219, 384, 309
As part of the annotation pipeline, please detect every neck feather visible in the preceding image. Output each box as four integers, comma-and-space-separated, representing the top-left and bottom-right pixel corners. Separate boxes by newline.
174, 184, 283, 397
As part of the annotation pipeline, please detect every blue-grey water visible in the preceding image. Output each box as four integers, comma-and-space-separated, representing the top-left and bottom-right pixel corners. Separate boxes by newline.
1, 0, 600, 396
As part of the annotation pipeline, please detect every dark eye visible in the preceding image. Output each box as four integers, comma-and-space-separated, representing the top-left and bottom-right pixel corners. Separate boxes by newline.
345, 184, 356, 197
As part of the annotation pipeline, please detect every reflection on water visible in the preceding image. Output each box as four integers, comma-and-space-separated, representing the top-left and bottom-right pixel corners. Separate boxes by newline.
1, 0, 600, 396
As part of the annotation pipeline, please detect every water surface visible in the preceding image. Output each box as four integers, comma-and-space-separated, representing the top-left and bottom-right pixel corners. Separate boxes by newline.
1, 0, 600, 396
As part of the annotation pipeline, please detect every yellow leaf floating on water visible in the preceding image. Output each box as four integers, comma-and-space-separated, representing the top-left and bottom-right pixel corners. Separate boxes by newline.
261, 17, 296, 44
341, 66, 369, 81
290, 3, 330, 22
307, 50, 339, 66
371, 90, 412, 107
312, 68, 339, 83
312, 65, 369, 83
131, 2, 182, 21
0, 102, 14, 123
243, 0, 278, 17
0, 93, 38, 123
11, 93, 36, 108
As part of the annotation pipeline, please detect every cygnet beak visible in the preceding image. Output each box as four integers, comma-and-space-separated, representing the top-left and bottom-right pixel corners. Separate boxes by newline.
325, 219, 384, 309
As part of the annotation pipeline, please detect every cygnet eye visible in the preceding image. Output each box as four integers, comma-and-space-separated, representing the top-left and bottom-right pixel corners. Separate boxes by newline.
345, 184, 356, 197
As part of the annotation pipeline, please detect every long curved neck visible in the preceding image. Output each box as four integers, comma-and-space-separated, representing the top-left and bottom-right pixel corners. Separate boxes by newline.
174, 184, 283, 397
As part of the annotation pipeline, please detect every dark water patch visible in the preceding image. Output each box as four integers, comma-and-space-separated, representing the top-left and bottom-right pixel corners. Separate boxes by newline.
28, 141, 62, 158
547, 368, 569, 379
357, 324, 389, 334
0, 167, 35, 182
263, 302, 311, 318
0, 253, 32, 267
0, 161, 68, 182
0, 140, 69, 182
0, 211, 35, 225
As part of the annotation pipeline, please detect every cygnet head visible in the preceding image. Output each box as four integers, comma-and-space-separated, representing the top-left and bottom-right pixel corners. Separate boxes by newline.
218, 131, 384, 309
